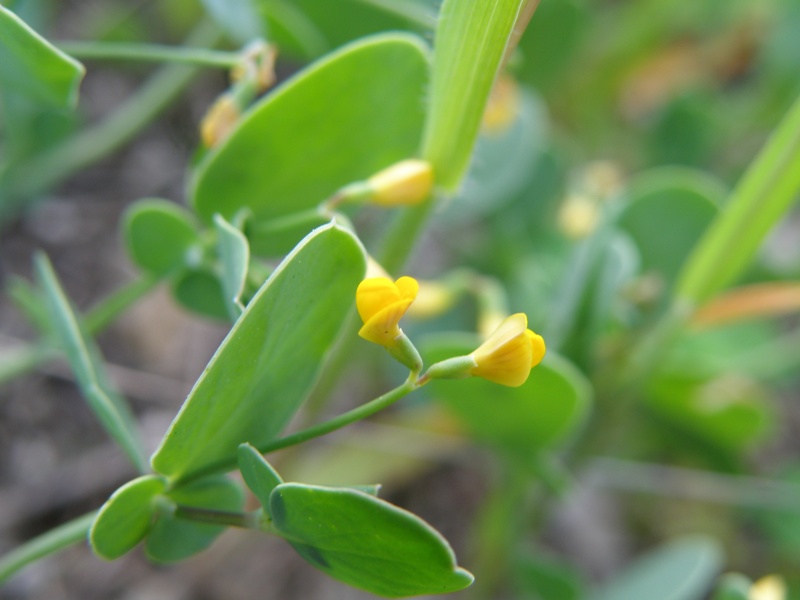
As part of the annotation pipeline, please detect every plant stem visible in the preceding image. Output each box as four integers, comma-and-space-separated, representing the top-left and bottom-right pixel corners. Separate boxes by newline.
0, 275, 159, 387
84, 274, 159, 333
172, 505, 261, 529
57, 41, 240, 68
176, 377, 419, 485
0, 511, 96, 584
0, 19, 223, 218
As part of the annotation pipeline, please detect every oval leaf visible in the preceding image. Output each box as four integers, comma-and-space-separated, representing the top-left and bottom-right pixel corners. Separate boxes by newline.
90, 475, 166, 560
171, 268, 229, 321
124, 199, 200, 277
151, 223, 366, 482
214, 214, 250, 319
424, 334, 592, 460
192, 33, 429, 223
145, 476, 244, 563
0, 5, 85, 108
588, 536, 723, 600
237, 443, 283, 512
270, 483, 474, 598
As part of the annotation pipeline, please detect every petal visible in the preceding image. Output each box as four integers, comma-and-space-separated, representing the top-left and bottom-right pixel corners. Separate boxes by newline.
471, 313, 527, 364
356, 278, 401, 323
358, 299, 413, 346
470, 332, 533, 387
527, 330, 546, 367
394, 276, 419, 301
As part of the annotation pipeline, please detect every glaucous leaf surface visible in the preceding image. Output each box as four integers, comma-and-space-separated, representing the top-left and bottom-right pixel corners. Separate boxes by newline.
588, 536, 723, 600
0, 4, 84, 108
424, 334, 591, 460
145, 476, 244, 563
35, 254, 146, 472
214, 214, 250, 319
90, 476, 166, 560
270, 483, 474, 597
619, 168, 722, 291
192, 34, 429, 224
246, 210, 330, 258
123, 199, 200, 277
171, 269, 229, 321
151, 224, 366, 482
237, 443, 283, 511
200, 0, 264, 44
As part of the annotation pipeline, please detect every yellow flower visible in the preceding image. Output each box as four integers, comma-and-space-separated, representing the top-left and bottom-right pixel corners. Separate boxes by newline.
356, 276, 419, 347
368, 160, 434, 207
750, 575, 786, 600
469, 313, 546, 387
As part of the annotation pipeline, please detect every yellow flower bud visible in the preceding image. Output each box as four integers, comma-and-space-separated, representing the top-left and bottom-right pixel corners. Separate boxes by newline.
558, 194, 599, 240
367, 160, 434, 207
200, 94, 240, 148
356, 276, 419, 347
482, 74, 520, 134
750, 575, 786, 600
469, 313, 546, 387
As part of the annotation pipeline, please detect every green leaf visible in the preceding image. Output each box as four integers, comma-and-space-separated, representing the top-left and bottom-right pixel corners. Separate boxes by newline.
514, 553, 584, 600
89, 475, 166, 560
237, 443, 283, 511
123, 199, 200, 277
711, 573, 752, 600
246, 209, 330, 258
192, 34, 429, 224
0, 4, 85, 108
588, 536, 723, 600
200, 0, 264, 44
214, 214, 250, 319
619, 168, 722, 293
644, 372, 772, 457
676, 93, 800, 305
145, 476, 244, 563
269, 483, 474, 597
424, 335, 592, 461
151, 223, 366, 482
34, 254, 146, 472
171, 268, 229, 321
421, 0, 525, 190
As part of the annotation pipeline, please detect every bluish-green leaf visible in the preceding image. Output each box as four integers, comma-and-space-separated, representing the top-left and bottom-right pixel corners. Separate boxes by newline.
171, 268, 229, 321
270, 483, 474, 597
214, 214, 250, 319
123, 199, 200, 277
421, 0, 525, 190
588, 536, 723, 600
514, 553, 584, 600
151, 223, 366, 482
445, 89, 547, 220
192, 34, 429, 223
0, 4, 85, 108
619, 168, 722, 293
34, 254, 146, 472
201, 0, 264, 44
424, 334, 592, 461
246, 209, 330, 258
237, 443, 283, 511
90, 475, 166, 560
145, 476, 244, 563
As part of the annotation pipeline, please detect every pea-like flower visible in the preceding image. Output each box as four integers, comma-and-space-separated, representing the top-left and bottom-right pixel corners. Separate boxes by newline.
356, 276, 422, 371
423, 313, 545, 387
469, 313, 545, 387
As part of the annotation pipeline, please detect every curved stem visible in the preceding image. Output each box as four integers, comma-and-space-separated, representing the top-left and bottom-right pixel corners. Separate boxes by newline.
0, 511, 96, 584
58, 41, 239, 68
175, 377, 419, 485
171, 505, 261, 529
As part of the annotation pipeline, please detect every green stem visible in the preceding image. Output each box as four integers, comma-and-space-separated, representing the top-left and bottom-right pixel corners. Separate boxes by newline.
176, 377, 419, 485
172, 505, 261, 529
57, 41, 239, 68
0, 275, 159, 387
0, 511, 96, 584
378, 198, 437, 274
0, 20, 223, 216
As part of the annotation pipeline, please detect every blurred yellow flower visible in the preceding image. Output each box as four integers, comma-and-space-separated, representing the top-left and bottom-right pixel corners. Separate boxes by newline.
469, 313, 546, 387
368, 160, 434, 207
356, 276, 419, 347
750, 575, 786, 600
